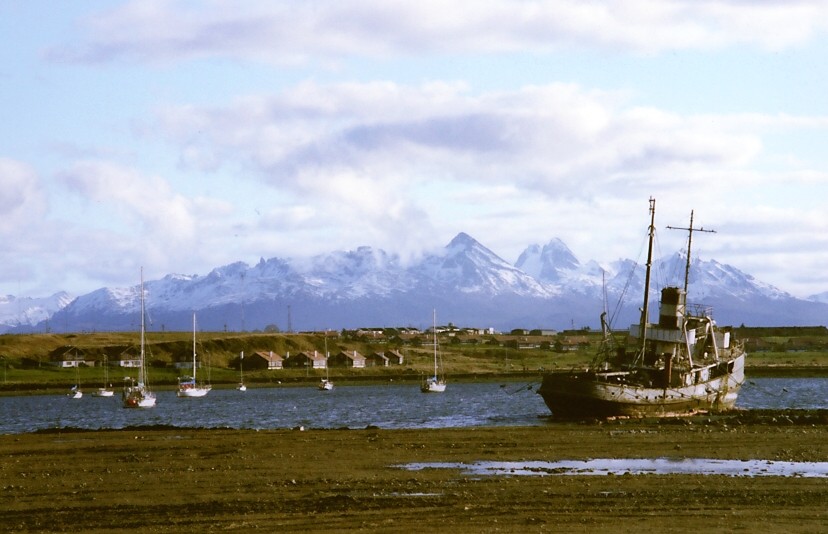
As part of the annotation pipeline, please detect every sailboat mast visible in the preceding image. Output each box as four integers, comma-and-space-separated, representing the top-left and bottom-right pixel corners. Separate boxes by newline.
192, 312, 197, 380
639, 198, 656, 344
433, 309, 438, 377
139, 268, 146, 386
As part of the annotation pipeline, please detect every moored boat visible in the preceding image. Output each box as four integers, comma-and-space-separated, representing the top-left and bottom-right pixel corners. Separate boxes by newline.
177, 312, 211, 398
93, 387, 114, 398
92, 355, 114, 397
318, 334, 334, 391
538, 198, 746, 418
421, 309, 446, 393
237, 351, 247, 391
68, 366, 83, 399
123, 269, 156, 409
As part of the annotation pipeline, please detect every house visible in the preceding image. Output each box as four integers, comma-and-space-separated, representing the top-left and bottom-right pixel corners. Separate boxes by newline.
49, 347, 89, 368
329, 350, 366, 368
365, 352, 390, 367
117, 349, 142, 368
556, 335, 591, 352
385, 349, 404, 365
50, 347, 87, 368
247, 351, 284, 370
284, 351, 327, 369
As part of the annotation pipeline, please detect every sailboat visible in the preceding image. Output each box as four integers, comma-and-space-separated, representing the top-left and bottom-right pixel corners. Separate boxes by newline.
538, 198, 746, 418
92, 355, 114, 397
68, 365, 82, 399
123, 269, 157, 408
421, 309, 446, 393
237, 351, 247, 391
177, 312, 212, 398
318, 334, 334, 391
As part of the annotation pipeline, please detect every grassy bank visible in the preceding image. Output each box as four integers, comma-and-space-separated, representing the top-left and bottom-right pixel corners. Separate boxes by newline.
1, 330, 827, 393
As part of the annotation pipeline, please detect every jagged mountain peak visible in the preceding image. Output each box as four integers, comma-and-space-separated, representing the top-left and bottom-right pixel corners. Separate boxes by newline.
408, 233, 554, 297
516, 238, 580, 282
444, 232, 499, 259
447, 231, 476, 247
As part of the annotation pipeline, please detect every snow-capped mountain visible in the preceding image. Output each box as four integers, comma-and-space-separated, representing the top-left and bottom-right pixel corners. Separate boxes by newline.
0, 292, 74, 333
516, 238, 581, 283
10, 232, 828, 333
414, 233, 555, 297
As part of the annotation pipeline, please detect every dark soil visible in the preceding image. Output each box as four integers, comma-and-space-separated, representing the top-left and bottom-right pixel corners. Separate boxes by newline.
1, 410, 827, 532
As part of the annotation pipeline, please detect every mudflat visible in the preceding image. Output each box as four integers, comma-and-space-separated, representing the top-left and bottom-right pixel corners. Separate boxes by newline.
2, 411, 826, 533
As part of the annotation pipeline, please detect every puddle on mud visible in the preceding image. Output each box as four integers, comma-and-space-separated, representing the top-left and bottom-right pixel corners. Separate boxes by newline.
400, 458, 828, 478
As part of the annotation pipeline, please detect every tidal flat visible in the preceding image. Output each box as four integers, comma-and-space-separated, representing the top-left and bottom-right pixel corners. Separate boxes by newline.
2, 411, 826, 533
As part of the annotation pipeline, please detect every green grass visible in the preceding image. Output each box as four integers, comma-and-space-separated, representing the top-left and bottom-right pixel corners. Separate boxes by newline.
1, 330, 827, 391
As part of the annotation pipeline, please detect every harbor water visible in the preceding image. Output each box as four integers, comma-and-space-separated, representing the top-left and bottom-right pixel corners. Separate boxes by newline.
1, 377, 825, 435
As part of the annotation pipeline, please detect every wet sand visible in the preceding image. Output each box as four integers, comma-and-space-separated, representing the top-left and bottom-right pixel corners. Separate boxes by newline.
2, 410, 827, 533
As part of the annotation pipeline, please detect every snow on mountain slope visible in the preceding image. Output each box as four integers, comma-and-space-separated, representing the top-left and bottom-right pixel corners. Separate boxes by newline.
516, 238, 580, 282
415, 233, 556, 296
10, 231, 828, 333
300, 246, 410, 298
0, 292, 73, 333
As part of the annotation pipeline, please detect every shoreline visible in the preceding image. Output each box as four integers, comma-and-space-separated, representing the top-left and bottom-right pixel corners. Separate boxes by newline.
1, 365, 825, 396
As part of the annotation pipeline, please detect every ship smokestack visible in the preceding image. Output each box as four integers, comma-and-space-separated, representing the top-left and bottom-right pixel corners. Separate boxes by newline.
658, 287, 686, 329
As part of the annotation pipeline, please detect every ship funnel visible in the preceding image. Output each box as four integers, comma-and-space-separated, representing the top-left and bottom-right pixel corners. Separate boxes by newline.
658, 287, 686, 329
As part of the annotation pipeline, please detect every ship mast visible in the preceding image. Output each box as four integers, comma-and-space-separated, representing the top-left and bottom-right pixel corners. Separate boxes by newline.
639, 197, 656, 346
667, 210, 716, 294
139, 267, 146, 387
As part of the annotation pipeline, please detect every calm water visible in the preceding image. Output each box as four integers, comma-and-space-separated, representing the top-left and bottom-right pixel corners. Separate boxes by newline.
1, 377, 825, 435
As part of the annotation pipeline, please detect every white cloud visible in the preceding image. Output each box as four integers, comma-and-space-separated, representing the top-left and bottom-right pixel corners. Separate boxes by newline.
154, 81, 769, 201
0, 158, 46, 233
49, 0, 828, 65
60, 160, 197, 241
53, 160, 243, 284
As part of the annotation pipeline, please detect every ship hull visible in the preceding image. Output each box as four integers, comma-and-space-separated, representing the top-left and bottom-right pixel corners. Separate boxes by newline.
538, 353, 745, 419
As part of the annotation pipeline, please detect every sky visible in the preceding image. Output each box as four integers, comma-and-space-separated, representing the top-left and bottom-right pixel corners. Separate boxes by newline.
2, 0, 828, 299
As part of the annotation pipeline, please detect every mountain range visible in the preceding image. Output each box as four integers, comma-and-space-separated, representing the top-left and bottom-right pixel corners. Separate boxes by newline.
4, 232, 828, 334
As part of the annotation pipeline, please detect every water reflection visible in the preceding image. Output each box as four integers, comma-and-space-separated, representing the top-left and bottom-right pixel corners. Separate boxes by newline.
401, 458, 828, 478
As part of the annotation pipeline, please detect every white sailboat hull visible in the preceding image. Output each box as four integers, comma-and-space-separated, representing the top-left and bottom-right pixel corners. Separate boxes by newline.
177, 386, 211, 397
421, 378, 446, 393
93, 388, 114, 397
